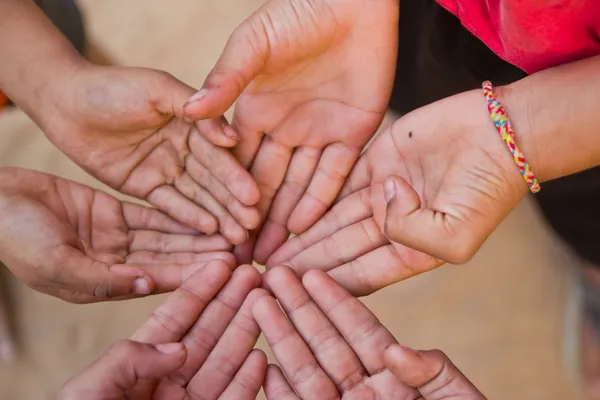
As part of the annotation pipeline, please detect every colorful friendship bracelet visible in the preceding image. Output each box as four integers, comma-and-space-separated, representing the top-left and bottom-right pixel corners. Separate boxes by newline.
481, 81, 541, 193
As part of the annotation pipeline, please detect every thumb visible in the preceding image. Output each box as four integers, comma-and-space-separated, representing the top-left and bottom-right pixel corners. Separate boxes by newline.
183, 18, 268, 121
52, 246, 155, 303
383, 176, 480, 265
384, 344, 486, 400
59, 340, 186, 400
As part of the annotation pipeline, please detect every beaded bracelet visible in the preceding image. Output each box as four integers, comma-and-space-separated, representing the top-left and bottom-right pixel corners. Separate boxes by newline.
482, 81, 541, 193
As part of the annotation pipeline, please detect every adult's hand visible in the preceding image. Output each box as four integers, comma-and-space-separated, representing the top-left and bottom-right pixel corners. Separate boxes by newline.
184, 0, 399, 263
60, 261, 269, 399
255, 266, 485, 399
0, 167, 235, 303
268, 90, 527, 295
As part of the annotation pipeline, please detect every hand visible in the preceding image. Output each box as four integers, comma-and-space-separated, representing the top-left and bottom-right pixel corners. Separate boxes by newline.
268, 90, 527, 295
184, 0, 399, 263
0, 167, 235, 303
255, 266, 485, 399
60, 261, 270, 399
37, 62, 260, 245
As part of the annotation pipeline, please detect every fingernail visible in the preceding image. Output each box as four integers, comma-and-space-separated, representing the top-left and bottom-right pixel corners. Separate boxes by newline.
185, 89, 209, 105
156, 343, 183, 354
133, 278, 152, 295
223, 125, 240, 141
0, 340, 15, 362
384, 178, 396, 204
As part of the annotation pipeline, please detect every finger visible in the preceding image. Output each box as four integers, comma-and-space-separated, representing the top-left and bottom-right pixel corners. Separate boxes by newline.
337, 155, 371, 201
186, 155, 260, 229
59, 340, 186, 400
254, 146, 321, 264
267, 188, 373, 268
280, 218, 388, 278
264, 364, 300, 400
122, 202, 199, 234
183, 16, 268, 120
264, 267, 367, 392
383, 176, 483, 264
147, 185, 218, 234
232, 232, 256, 266
384, 345, 486, 399
168, 265, 261, 386
130, 260, 230, 343
219, 349, 267, 400
50, 246, 154, 302
186, 288, 269, 399
249, 136, 294, 220
189, 125, 260, 207
302, 270, 396, 374
125, 251, 235, 268
174, 173, 248, 245
129, 230, 232, 253
328, 244, 442, 297
231, 117, 263, 169
252, 295, 339, 399
191, 116, 240, 148
288, 143, 361, 234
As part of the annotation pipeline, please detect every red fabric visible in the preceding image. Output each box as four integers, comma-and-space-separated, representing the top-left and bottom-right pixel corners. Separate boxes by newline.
436, 0, 600, 73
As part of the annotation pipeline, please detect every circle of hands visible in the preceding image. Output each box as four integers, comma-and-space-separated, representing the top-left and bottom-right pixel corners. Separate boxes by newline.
0, 0, 529, 398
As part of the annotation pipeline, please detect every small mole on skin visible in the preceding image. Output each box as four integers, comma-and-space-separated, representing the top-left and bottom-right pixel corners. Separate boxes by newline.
408, 131, 413, 138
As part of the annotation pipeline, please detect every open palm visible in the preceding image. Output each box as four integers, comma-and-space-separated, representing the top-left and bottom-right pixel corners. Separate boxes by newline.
0, 168, 234, 303
268, 90, 528, 295
185, 0, 399, 263
37, 64, 260, 245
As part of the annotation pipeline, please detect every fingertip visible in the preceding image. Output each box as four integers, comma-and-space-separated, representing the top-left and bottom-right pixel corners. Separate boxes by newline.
250, 291, 275, 320
232, 264, 262, 288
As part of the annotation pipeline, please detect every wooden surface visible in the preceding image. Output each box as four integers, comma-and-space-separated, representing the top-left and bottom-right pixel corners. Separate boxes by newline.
0, 1, 584, 398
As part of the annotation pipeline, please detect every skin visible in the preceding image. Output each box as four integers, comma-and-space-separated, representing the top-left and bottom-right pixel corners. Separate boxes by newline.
184, 0, 399, 264
0, 0, 260, 245
268, 56, 600, 296
0, 168, 235, 303
257, 266, 486, 399
60, 262, 270, 399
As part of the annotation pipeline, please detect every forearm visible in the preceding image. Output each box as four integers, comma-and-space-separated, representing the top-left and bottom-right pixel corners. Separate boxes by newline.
500, 55, 600, 183
0, 0, 84, 120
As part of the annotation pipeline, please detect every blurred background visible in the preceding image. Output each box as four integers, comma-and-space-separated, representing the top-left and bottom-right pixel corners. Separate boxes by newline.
0, 0, 584, 398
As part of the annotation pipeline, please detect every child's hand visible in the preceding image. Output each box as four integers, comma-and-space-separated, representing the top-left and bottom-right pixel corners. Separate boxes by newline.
60, 262, 267, 400
268, 90, 528, 295
37, 64, 260, 245
184, 0, 400, 264
0, 167, 236, 303
256, 266, 485, 399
